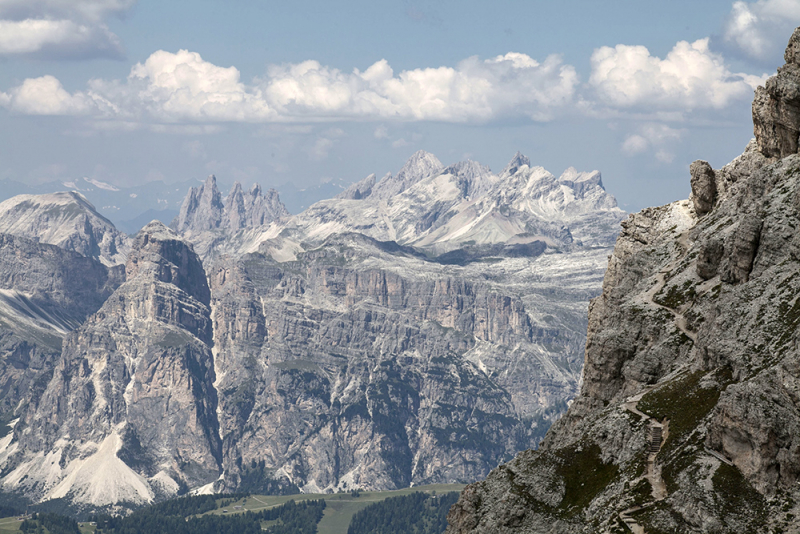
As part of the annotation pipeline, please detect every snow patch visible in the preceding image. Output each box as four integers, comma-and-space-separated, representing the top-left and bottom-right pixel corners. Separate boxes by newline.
83, 177, 120, 192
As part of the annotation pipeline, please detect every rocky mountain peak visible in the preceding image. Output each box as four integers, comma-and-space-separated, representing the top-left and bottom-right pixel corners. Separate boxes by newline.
753, 26, 800, 159
0, 191, 130, 266
502, 151, 531, 176
173, 174, 224, 233
174, 176, 289, 236
370, 150, 444, 199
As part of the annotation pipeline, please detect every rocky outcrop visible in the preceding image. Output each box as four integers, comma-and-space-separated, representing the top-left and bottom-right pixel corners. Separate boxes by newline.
690, 160, 717, 216
1, 222, 220, 508
447, 28, 800, 534
173, 175, 225, 233
0, 192, 130, 266
753, 27, 800, 159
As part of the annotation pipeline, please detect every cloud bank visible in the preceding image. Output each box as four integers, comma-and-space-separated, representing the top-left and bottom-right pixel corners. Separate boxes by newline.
1, 39, 766, 127
1, 50, 579, 123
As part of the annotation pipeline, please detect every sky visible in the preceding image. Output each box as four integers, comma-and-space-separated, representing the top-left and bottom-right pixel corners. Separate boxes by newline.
1, 0, 799, 213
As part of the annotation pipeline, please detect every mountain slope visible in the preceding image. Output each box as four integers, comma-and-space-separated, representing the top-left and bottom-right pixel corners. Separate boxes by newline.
446, 27, 800, 534
0, 192, 130, 266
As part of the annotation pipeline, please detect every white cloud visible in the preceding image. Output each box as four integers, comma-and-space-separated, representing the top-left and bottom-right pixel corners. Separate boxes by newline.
590, 38, 765, 111
722, 0, 800, 61
0, 0, 136, 22
262, 52, 577, 122
373, 125, 388, 139
0, 19, 122, 58
621, 134, 648, 155
621, 123, 684, 162
1, 75, 93, 114
0, 0, 134, 59
0, 49, 579, 124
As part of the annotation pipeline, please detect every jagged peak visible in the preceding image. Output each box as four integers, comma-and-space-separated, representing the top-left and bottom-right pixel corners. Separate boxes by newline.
753, 26, 800, 159
228, 181, 244, 197
502, 151, 531, 176
397, 150, 443, 180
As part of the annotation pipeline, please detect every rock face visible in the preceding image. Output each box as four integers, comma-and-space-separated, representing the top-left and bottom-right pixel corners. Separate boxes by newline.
447, 28, 800, 534
0, 222, 221, 509
0, 234, 123, 419
753, 27, 800, 159
208, 233, 591, 493
0, 192, 130, 266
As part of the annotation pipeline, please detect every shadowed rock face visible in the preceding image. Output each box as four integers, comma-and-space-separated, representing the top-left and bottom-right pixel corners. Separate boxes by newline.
2, 222, 221, 507
447, 27, 800, 534
753, 27, 800, 159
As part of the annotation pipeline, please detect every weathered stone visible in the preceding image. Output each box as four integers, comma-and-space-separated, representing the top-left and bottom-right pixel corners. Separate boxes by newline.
690, 160, 717, 216
753, 28, 800, 159
697, 239, 724, 280
727, 215, 763, 284
2, 222, 221, 507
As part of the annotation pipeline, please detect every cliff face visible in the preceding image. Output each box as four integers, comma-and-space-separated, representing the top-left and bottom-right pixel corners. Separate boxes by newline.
447, 27, 800, 534
1, 222, 221, 509
208, 233, 586, 493
0, 234, 123, 420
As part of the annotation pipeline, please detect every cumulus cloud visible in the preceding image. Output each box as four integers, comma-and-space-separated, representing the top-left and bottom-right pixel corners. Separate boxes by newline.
621, 123, 685, 162
0, 49, 579, 123
0, 0, 134, 59
590, 38, 765, 111
722, 0, 800, 62
0, 75, 95, 114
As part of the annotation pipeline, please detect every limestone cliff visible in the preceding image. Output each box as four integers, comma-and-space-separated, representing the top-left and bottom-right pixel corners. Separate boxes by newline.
447, 27, 800, 534
208, 233, 586, 493
0, 222, 221, 509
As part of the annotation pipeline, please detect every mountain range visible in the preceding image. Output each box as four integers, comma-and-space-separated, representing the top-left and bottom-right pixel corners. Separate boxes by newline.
0, 146, 625, 514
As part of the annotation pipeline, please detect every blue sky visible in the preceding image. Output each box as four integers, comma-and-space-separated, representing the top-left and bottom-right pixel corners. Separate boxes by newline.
1, 0, 799, 212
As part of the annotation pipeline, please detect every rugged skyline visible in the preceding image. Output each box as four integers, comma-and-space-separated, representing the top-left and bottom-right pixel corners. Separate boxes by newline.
1, 1, 799, 213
